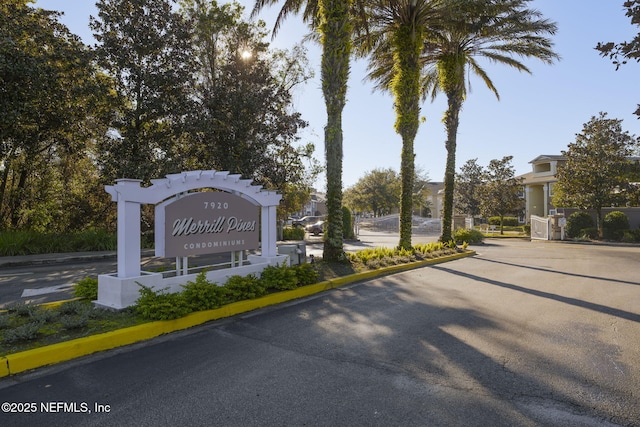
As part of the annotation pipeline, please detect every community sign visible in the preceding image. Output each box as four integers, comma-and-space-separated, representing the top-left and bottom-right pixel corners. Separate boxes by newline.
157, 191, 259, 257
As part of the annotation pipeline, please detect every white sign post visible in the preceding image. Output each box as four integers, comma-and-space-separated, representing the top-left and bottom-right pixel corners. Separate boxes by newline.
96, 170, 287, 310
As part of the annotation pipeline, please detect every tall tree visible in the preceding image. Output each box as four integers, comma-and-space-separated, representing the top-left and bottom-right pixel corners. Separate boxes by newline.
354, 0, 441, 249
455, 158, 484, 217
596, 0, 640, 118
179, 0, 318, 217
0, 0, 108, 229
478, 156, 523, 234
420, 0, 558, 242
91, 0, 196, 183
553, 112, 640, 236
251, 0, 361, 261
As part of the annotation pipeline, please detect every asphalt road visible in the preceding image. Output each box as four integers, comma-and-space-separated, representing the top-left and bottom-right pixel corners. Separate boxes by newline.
1, 239, 639, 426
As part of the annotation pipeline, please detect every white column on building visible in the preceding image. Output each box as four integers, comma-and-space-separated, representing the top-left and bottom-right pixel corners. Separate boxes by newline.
543, 183, 549, 216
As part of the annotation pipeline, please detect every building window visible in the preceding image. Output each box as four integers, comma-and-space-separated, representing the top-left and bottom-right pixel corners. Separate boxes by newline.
534, 163, 551, 173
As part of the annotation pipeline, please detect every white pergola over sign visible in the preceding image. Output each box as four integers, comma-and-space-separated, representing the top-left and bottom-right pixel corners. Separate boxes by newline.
96, 170, 286, 310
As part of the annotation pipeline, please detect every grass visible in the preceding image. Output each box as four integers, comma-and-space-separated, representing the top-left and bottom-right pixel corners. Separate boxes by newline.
0, 242, 466, 356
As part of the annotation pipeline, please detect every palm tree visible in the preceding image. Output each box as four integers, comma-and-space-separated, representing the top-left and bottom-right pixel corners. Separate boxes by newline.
354, 0, 442, 250
420, 0, 559, 242
252, 0, 361, 261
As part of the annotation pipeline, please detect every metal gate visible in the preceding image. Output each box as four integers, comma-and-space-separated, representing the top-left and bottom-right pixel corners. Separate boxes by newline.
530, 215, 550, 240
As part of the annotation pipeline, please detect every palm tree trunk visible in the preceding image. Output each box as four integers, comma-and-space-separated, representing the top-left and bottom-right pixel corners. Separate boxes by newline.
441, 92, 462, 242
392, 24, 422, 250
439, 54, 465, 243
320, 0, 352, 261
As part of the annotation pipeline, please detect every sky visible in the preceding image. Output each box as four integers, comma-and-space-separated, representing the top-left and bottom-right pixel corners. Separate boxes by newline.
35, 0, 640, 190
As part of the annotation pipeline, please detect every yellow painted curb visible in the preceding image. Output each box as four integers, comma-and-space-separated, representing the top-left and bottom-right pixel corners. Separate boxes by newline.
0, 250, 475, 377
0, 357, 9, 377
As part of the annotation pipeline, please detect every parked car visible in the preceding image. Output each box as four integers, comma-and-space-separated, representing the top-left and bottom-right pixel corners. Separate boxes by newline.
292, 216, 324, 228
306, 221, 325, 236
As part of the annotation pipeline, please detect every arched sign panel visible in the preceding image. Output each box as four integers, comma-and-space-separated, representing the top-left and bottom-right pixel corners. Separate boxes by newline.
157, 192, 259, 257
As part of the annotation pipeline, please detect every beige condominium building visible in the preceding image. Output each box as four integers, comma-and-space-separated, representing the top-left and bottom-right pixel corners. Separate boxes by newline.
518, 155, 566, 223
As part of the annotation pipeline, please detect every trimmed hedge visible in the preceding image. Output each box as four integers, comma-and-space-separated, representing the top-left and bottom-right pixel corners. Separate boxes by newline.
488, 216, 519, 226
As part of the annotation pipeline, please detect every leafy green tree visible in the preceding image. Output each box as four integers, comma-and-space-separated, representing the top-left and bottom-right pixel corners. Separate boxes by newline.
0, 0, 110, 230
478, 156, 523, 234
553, 112, 640, 236
91, 0, 196, 183
455, 158, 484, 217
419, 0, 558, 242
252, 0, 362, 261
354, 0, 440, 249
596, 0, 640, 118
179, 0, 318, 219
344, 168, 401, 217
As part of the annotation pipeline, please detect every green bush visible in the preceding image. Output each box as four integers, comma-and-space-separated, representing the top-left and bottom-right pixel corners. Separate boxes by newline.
488, 216, 518, 226
135, 285, 191, 321
0, 229, 116, 256
59, 314, 90, 330
579, 227, 599, 240
282, 226, 305, 241
181, 272, 224, 311
222, 274, 266, 304
0, 314, 10, 330
2, 321, 43, 343
565, 211, 595, 238
622, 229, 640, 243
260, 263, 298, 291
58, 300, 91, 316
603, 211, 629, 241
74, 277, 99, 300
454, 228, 484, 244
292, 263, 319, 286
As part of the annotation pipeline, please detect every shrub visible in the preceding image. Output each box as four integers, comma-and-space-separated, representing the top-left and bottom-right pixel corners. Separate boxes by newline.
222, 274, 266, 304
74, 277, 99, 300
603, 211, 629, 241
488, 216, 518, 226
565, 211, 595, 238
0, 314, 10, 329
579, 227, 599, 240
260, 263, 298, 291
5, 302, 37, 317
292, 263, 319, 286
622, 229, 640, 243
58, 300, 92, 316
181, 272, 224, 311
30, 307, 59, 323
0, 229, 116, 256
60, 314, 90, 330
454, 228, 484, 245
135, 285, 191, 320
282, 226, 305, 241
2, 321, 43, 343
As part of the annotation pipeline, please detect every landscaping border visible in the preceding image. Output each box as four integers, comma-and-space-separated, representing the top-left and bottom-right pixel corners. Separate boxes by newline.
0, 251, 475, 378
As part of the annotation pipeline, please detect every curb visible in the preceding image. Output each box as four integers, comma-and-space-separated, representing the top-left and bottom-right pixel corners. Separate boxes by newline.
0, 250, 475, 378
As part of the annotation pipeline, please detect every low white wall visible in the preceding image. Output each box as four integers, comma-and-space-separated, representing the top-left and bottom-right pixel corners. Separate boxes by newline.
95, 254, 288, 310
